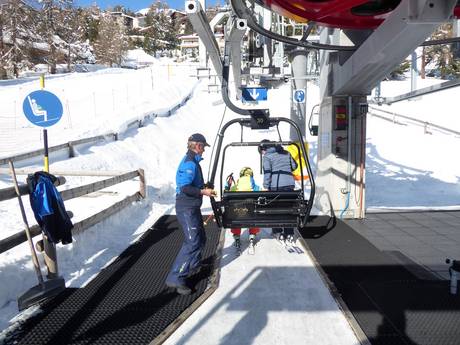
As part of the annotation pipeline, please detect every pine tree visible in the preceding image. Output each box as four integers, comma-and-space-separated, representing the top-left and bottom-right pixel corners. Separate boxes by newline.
143, 2, 164, 54
142, 1, 179, 54
162, 10, 179, 50
81, 6, 100, 43
93, 13, 128, 66
425, 23, 460, 79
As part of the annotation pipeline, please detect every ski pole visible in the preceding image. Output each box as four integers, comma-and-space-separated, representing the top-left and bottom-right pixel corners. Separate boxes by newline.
9, 161, 44, 285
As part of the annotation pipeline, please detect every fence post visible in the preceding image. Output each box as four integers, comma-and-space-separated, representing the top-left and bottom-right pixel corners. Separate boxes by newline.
66, 99, 72, 128
68, 142, 75, 158
138, 169, 146, 199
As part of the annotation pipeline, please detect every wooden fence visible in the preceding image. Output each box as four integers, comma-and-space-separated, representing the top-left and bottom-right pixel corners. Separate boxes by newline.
0, 169, 145, 254
0, 135, 116, 166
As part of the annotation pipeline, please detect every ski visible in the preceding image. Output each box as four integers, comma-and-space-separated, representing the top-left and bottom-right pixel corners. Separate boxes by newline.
284, 242, 296, 253
292, 245, 304, 254
248, 238, 256, 255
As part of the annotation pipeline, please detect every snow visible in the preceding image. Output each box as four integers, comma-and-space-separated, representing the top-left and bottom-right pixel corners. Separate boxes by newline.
121, 48, 159, 69
137, 8, 150, 16
0, 59, 460, 342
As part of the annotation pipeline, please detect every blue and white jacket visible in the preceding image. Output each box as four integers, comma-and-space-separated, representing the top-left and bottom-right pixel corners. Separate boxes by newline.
263, 146, 297, 190
175, 150, 205, 207
27, 171, 73, 244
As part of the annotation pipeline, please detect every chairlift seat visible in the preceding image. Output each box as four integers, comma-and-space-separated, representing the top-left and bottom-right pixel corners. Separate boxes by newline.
218, 190, 308, 228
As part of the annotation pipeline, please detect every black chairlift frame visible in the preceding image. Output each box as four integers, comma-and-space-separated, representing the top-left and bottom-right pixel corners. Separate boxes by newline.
209, 32, 315, 229
208, 117, 316, 230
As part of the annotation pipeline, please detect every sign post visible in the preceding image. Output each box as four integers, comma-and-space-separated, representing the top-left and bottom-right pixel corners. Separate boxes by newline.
40, 75, 49, 173
22, 76, 63, 279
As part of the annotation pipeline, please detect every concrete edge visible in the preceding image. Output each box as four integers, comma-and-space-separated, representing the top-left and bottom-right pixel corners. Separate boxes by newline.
294, 226, 372, 345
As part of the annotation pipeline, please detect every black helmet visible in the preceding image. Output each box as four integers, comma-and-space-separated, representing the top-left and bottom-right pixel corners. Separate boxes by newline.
188, 133, 210, 147
258, 139, 272, 154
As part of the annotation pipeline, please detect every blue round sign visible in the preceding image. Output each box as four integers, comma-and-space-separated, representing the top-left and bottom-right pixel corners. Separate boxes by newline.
293, 89, 305, 103
22, 90, 63, 128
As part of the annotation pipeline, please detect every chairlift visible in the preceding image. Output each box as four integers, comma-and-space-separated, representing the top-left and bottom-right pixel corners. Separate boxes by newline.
208, 117, 315, 230
308, 104, 319, 136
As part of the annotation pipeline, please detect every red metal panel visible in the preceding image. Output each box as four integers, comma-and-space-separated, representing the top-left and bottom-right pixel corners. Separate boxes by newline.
259, 0, 460, 29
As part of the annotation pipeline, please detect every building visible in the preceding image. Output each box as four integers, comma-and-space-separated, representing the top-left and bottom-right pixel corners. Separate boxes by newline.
110, 12, 146, 31
179, 32, 224, 57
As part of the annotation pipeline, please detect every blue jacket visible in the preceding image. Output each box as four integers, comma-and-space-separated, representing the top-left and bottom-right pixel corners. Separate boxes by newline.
175, 150, 205, 207
27, 172, 73, 244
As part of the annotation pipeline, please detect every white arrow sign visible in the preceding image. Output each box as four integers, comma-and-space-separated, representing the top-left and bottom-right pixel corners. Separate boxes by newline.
250, 89, 260, 100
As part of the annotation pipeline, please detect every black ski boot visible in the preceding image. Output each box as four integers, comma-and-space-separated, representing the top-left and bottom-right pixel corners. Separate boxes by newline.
233, 235, 241, 255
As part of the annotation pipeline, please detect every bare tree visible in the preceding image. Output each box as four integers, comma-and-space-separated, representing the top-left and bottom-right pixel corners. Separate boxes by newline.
0, 4, 7, 79
2, 0, 34, 77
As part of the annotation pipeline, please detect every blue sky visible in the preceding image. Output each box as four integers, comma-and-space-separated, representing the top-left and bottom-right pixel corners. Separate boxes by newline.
74, 0, 221, 11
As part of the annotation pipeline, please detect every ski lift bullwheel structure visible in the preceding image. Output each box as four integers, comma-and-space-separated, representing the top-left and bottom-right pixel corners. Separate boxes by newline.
208, 117, 315, 231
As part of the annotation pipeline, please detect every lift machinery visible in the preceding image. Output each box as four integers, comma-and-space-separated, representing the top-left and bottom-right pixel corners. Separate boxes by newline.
186, 0, 459, 220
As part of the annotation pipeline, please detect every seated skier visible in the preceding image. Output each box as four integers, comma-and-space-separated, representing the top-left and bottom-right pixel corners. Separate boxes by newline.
225, 167, 260, 250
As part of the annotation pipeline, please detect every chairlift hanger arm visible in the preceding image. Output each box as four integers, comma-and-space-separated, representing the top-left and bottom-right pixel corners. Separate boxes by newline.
230, 0, 357, 51
301, 21, 316, 42
222, 37, 270, 119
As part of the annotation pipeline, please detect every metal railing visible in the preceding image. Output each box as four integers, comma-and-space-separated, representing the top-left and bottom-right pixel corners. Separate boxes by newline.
368, 105, 460, 137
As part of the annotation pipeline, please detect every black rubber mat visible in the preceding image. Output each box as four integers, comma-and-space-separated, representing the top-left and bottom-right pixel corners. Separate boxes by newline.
300, 215, 460, 345
5, 215, 221, 345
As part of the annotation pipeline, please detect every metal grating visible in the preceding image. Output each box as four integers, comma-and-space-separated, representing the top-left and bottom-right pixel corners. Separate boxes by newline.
4, 215, 221, 345
301, 214, 460, 345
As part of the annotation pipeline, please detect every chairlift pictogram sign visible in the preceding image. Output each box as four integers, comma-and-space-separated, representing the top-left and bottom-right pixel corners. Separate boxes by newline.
23, 90, 63, 128
293, 89, 306, 104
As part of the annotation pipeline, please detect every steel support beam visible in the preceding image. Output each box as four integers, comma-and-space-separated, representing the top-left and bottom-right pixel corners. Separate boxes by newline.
185, 0, 223, 79
332, 0, 457, 96
262, 7, 273, 67
290, 49, 308, 140
228, 18, 247, 100
198, 0, 206, 67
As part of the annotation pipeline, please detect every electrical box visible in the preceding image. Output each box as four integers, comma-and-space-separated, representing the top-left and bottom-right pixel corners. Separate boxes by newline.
332, 102, 348, 158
